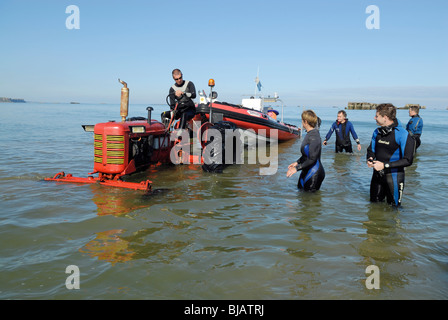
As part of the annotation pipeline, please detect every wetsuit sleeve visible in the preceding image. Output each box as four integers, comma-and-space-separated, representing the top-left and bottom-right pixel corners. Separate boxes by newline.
168, 87, 176, 109
325, 123, 335, 141
184, 81, 196, 100
406, 119, 411, 131
297, 134, 321, 171
408, 117, 423, 135
415, 118, 423, 134
366, 130, 377, 160
348, 122, 360, 142
386, 132, 414, 169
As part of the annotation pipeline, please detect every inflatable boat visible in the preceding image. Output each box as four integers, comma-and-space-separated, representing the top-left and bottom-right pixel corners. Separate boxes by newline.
195, 97, 301, 141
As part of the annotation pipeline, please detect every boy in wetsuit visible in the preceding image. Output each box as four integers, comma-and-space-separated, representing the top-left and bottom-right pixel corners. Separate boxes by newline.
287, 110, 325, 192
367, 104, 415, 207
406, 105, 423, 152
323, 110, 361, 153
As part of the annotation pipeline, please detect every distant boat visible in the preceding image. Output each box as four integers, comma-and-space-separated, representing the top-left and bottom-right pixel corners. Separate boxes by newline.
70, 102, 80, 104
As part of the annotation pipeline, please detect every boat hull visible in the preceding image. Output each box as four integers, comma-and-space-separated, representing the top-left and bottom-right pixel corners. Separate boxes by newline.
195, 102, 300, 141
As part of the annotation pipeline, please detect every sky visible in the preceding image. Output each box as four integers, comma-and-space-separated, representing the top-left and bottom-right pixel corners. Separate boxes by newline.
0, 0, 447, 109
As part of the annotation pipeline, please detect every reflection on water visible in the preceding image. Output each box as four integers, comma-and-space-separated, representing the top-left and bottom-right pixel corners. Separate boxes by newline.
79, 229, 135, 265
90, 185, 153, 216
357, 203, 414, 294
359, 204, 408, 262
287, 193, 323, 244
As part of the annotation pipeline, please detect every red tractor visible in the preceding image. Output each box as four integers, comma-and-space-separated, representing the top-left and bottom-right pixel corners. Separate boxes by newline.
45, 80, 173, 192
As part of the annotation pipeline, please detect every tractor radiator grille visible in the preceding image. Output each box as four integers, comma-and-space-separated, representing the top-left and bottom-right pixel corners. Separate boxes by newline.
94, 134, 125, 165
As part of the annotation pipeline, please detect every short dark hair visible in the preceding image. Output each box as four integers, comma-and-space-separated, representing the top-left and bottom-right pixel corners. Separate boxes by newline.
409, 105, 420, 114
172, 69, 182, 76
376, 103, 396, 120
338, 110, 347, 118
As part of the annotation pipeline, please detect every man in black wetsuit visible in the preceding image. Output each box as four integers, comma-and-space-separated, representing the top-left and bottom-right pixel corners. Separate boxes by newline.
406, 105, 423, 152
287, 110, 325, 192
323, 110, 361, 153
162, 69, 196, 130
367, 103, 415, 207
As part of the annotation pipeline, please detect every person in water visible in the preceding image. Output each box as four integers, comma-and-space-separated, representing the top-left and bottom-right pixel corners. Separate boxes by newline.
287, 110, 325, 191
367, 103, 415, 207
323, 110, 361, 153
162, 69, 197, 130
406, 105, 423, 152
267, 108, 279, 120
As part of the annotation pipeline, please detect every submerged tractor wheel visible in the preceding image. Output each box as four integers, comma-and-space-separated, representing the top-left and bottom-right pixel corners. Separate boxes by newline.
201, 121, 239, 173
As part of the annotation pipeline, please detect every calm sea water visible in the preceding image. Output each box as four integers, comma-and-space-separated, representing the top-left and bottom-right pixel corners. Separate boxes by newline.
0, 102, 447, 300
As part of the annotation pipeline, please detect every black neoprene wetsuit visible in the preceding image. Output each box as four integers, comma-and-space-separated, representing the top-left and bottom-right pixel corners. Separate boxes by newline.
296, 128, 325, 191
406, 115, 423, 151
366, 120, 415, 206
167, 80, 197, 129
324, 120, 360, 153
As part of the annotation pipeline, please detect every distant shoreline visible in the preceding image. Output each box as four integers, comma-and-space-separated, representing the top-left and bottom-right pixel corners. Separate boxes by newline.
346, 102, 426, 110
0, 97, 26, 103
0, 99, 112, 105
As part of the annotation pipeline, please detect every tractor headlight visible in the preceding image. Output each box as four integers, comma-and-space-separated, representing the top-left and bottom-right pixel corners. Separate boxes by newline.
130, 126, 146, 134
82, 125, 95, 132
